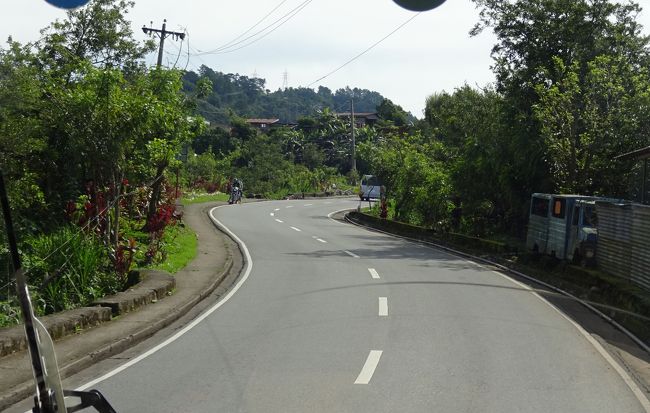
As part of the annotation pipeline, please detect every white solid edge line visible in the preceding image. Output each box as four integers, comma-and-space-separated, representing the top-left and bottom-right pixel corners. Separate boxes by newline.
368, 268, 380, 279
316, 238, 327, 243
344, 250, 360, 258
275, 219, 283, 223
349, 220, 650, 410
290, 226, 301, 232
76, 205, 253, 392
326, 207, 354, 226
486, 269, 650, 412
378, 297, 388, 317
355, 350, 383, 384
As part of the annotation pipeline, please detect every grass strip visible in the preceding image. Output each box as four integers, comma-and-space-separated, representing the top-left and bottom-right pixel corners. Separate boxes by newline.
150, 224, 197, 274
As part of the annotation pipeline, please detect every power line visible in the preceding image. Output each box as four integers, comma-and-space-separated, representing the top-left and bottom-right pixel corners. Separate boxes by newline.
184, 31, 192, 71
308, 12, 421, 87
196, 0, 313, 55
211, 0, 289, 52
172, 31, 186, 69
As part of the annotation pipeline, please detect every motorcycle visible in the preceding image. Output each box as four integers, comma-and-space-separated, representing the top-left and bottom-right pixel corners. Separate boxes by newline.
228, 186, 242, 204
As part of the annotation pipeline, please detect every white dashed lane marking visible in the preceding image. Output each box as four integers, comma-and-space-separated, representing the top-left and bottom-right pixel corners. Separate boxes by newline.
378, 297, 388, 316
355, 350, 383, 384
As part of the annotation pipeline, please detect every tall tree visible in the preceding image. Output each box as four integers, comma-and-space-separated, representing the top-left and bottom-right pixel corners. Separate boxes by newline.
469, 0, 650, 219
38, 0, 154, 76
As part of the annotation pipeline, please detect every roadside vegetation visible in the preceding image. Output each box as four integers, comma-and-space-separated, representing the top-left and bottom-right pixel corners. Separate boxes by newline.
181, 192, 229, 206
2, 0, 650, 329
0, 0, 203, 327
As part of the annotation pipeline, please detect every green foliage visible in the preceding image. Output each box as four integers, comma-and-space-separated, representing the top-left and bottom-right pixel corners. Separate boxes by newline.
38, 0, 154, 72
425, 85, 521, 235
358, 133, 452, 229
0, 300, 21, 327
376, 98, 410, 127
192, 126, 233, 157
534, 55, 650, 195
184, 66, 390, 124
181, 192, 229, 205
22, 227, 118, 314
185, 150, 219, 186
0, 0, 204, 319
149, 224, 197, 274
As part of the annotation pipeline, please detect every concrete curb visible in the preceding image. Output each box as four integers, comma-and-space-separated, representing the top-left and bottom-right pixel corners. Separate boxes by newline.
0, 208, 238, 410
0, 271, 175, 358
92, 270, 176, 316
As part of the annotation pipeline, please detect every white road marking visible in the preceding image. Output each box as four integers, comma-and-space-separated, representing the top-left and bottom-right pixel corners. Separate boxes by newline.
487, 270, 650, 412
368, 268, 380, 279
378, 297, 388, 316
325, 201, 332, 204
327, 208, 354, 226
290, 226, 302, 232
355, 350, 383, 384
344, 250, 360, 258
76, 206, 254, 391
304, 203, 313, 206
270, 213, 274, 216
275, 219, 284, 223
316, 238, 327, 243
274, 208, 280, 211
286, 205, 294, 208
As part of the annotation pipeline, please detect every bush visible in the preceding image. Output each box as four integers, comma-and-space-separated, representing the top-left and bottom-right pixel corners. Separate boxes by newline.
0, 299, 21, 327
22, 226, 119, 314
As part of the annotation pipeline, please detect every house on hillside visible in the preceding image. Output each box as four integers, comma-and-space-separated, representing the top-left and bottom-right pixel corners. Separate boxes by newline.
335, 112, 379, 128
246, 118, 280, 131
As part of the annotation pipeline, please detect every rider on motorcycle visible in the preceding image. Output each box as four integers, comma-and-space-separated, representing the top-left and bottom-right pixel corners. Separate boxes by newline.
229, 177, 243, 204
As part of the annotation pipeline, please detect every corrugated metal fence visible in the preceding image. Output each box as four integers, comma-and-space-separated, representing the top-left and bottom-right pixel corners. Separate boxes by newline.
597, 201, 650, 291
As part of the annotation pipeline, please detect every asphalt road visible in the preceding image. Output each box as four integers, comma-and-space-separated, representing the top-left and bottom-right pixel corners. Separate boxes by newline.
14, 198, 650, 412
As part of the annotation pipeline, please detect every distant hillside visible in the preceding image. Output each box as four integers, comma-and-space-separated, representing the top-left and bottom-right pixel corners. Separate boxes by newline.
183, 65, 390, 124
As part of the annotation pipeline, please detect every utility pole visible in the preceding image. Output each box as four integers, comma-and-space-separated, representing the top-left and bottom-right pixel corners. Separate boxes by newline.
142, 19, 186, 67
350, 97, 357, 173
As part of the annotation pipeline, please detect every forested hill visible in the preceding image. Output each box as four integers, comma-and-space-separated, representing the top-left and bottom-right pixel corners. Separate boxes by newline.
182, 66, 390, 124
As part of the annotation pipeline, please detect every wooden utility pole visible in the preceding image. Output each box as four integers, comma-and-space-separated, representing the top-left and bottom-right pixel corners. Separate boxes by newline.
142, 19, 186, 67
350, 98, 357, 172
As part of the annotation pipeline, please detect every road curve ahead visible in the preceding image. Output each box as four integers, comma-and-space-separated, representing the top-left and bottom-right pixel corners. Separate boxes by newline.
67, 199, 649, 412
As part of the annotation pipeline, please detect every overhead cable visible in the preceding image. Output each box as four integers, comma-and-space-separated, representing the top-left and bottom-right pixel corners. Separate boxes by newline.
196, 0, 313, 55
210, 0, 289, 52
308, 12, 421, 87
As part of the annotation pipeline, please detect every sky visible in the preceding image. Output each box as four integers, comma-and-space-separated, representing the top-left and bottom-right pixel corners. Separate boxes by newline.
2, 0, 650, 118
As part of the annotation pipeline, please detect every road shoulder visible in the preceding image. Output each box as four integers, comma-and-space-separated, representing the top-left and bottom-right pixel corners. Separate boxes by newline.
0, 201, 244, 411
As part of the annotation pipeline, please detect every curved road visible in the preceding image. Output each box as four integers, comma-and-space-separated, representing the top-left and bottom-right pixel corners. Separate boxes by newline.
30, 199, 650, 411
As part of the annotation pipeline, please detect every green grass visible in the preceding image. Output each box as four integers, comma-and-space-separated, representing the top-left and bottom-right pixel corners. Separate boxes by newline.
181, 192, 229, 205
150, 224, 198, 274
